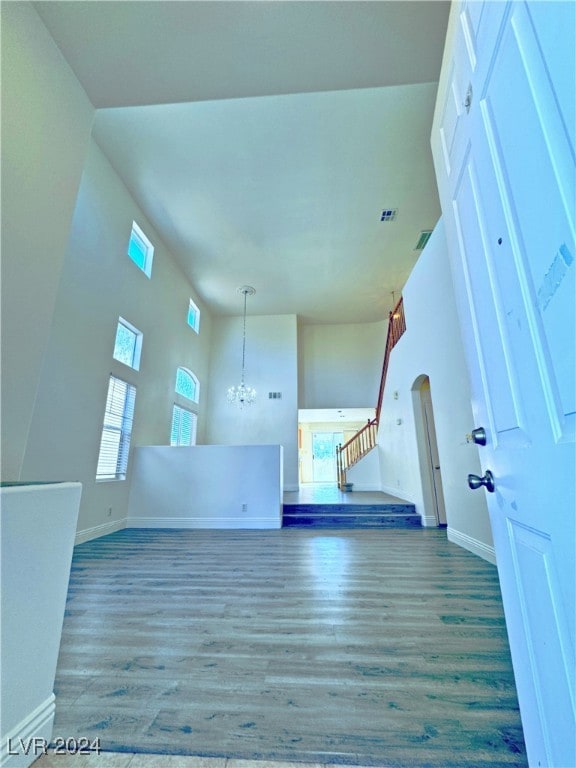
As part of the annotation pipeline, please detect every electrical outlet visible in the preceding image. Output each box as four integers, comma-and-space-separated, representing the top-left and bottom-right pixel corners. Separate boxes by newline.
107, 507, 112, 517
241, 503, 247, 512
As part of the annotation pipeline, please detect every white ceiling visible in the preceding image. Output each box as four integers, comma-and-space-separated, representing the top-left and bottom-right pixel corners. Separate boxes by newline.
35, 1, 450, 323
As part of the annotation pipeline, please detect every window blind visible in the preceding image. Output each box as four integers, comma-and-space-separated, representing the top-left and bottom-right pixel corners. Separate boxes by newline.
96, 375, 137, 481
170, 404, 197, 446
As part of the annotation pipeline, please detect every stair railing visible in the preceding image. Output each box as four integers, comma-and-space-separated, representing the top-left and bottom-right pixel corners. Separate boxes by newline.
375, 296, 406, 425
336, 296, 406, 489
337, 418, 378, 489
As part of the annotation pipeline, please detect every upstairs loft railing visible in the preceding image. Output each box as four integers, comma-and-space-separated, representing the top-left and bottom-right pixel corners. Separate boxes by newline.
336, 296, 406, 490
375, 295, 406, 426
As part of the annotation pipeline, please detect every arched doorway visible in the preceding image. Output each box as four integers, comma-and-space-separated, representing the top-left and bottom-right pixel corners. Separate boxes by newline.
412, 375, 447, 526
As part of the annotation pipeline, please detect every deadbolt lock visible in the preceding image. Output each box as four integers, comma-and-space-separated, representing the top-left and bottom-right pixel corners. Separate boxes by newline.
471, 427, 487, 446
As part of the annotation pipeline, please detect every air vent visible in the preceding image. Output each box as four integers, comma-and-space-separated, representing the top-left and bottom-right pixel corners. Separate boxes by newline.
380, 208, 398, 222
414, 230, 433, 250
268, 392, 282, 400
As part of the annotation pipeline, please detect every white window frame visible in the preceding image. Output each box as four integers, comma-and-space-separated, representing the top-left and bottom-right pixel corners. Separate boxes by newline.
96, 375, 137, 482
112, 317, 143, 370
170, 404, 197, 446
127, 221, 154, 278
187, 298, 201, 333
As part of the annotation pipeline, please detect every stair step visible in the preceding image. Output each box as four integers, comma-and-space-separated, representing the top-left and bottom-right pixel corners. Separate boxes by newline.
283, 514, 421, 529
282, 502, 420, 529
283, 503, 415, 515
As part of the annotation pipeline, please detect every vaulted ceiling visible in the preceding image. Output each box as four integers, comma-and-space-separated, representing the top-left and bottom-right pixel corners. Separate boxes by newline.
35, 1, 450, 323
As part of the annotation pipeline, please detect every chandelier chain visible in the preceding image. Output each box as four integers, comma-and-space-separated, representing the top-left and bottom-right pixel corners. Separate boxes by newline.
228, 285, 256, 406
241, 288, 247, 385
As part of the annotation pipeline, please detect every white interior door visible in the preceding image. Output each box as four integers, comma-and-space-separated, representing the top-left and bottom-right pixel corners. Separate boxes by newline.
421, 381, 447, 525
432, 2, 575, 766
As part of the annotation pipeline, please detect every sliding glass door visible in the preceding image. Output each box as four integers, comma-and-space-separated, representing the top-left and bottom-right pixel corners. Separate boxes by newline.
311, 432, 343, 483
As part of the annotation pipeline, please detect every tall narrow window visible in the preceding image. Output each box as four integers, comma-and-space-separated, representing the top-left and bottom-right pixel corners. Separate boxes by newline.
96, 375, 136, 481
127, 221, 154, 278
113, 318, 143, 370
187, 299, 201, 333
175, 367, 199, 403
170, 405, 197, 446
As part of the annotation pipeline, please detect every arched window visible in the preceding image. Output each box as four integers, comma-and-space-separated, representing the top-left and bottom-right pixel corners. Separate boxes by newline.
175, 367, 199, 403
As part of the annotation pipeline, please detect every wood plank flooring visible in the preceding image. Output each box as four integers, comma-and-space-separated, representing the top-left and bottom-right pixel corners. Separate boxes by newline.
52, 528, 527, 767
282, 486, 409, 505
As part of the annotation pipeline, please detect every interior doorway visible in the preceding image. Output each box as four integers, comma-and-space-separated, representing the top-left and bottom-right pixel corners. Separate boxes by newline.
311, 431, 343, 482
413, 376, 447, 526
298, 409, 375, 485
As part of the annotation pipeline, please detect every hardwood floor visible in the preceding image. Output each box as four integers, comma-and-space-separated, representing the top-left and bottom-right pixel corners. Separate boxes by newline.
51, 528, 527, 767
282, 485, 408, 505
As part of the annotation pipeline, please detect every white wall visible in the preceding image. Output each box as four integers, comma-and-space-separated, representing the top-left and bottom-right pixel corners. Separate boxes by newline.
347, 449, 381, 491
206, 314, 299, 490
377, 220, 495, 561
127, 445, 282, 529
1, 2, 94, 481
1, 483, 81, 767
20, 140, 214, 542
299, 321, 386, 408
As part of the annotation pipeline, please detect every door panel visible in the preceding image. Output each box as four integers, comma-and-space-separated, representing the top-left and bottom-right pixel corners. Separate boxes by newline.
509, 521, 576, 759
453, 155, 526, 443
432, 2, 575, 765
480, 3, 575, 437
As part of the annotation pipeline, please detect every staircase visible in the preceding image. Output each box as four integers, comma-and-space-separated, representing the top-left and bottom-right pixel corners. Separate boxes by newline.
336, 296, 406, 490
286, 296, 413, 530
283, 500, 419, 529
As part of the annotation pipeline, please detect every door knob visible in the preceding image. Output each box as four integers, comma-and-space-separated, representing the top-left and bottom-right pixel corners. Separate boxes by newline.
471, 427, 487, 445
468, 470, 495, 493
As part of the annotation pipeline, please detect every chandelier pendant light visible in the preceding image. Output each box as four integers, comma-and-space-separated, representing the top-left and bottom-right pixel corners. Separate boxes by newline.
227, 285, 256, 407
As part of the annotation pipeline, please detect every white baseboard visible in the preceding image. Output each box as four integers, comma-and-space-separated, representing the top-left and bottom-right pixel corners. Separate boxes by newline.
421, 515, 438, 528
1, 695, 55, 768
345, 483, 381, 492
75, 518, 127, 545
448, 527, 496, 564
127, 516, 281, 530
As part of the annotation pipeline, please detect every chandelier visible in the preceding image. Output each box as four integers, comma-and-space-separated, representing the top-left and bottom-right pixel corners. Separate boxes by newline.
227, 285, 256, 406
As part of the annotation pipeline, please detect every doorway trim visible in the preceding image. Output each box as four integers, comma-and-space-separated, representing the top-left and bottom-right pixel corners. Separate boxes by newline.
412, 374, 447, 527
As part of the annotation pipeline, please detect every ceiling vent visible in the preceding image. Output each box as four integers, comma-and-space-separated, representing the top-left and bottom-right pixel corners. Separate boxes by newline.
414, 230, 433, 250
380, 208, 398, 222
